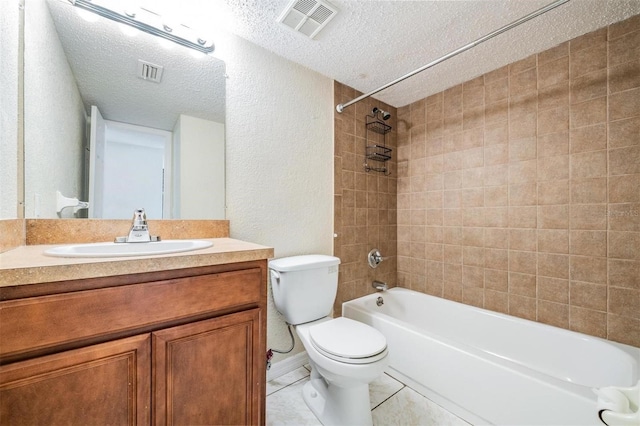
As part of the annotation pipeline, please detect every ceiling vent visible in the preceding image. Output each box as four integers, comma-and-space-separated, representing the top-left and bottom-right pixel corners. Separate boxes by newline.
137, 60, 163, 83
277, 0, 338, 39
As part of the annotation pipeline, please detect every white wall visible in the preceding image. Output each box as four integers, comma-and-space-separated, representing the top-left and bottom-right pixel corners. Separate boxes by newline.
173, 115, 225, 219
24, 0, 85, 218
220, 34, 335, 363
0, 0, 20, 219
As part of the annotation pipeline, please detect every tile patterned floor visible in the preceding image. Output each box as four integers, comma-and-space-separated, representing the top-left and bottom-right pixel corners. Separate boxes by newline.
266, 366, 470, 426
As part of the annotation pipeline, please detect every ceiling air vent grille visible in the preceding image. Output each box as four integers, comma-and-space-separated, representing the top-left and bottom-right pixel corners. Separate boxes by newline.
277, 0, 338, 39
137, 60, 164, 83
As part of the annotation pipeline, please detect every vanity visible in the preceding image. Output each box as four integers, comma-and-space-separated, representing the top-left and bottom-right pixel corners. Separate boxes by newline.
0, 231, 273, 425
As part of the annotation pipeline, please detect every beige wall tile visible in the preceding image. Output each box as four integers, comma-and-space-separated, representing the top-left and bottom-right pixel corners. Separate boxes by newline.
571, 150, 607, 178
510, 228, 537, 251
608, 29, 640, 68
485, 143, 509, 168
609, 87, 640, 121
570, 306, 606, 338
509, 183, 537, 206
510, 272, 537, 297
538, 180, 570, 205
538, 252, 570, 279
570, 43, 607, 79
509, 206, 537, 228
571, 281, 607, 311
509, 294, 537, 320
570, 230, 607, 256
485, 228, 509, 249
571, 96, 607, 129
539, 106, 569, 136
607, 314, 640, 348
538, 276, 569, 303
485, 289, 509, 314
538, 80, 570, 112
571, 69, 607, 104
609, 287, 640, 320
608, 203, 640, 232
609, 174, 640, 203
609, 231, 640, 260
510, 55, 537, 75
609, 146, 640, 175
608, 14, 640, 40
608, 259, 640, 290
571, 255, 608, 284
609, 59, 640, 94
538, 229, 569, 253
509, 250, 537, 275
570, 204, 607, 230
538, 300, 570, 328
571, 177, 607, 204
538, 132, 569, 158
486, 268, 509, 290
570, 28, 607, 53
538, 156, 570, 181
539, 41, 569, 64
570, 124, 607, 153
538, 205, 569, 229
538, 56, 569, 89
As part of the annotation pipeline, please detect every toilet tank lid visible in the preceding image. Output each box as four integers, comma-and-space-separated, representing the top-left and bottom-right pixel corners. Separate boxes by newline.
269, 255, 340, 272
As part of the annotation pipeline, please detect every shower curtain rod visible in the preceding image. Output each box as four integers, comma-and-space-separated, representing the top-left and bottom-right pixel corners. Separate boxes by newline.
336, 0, 570, 113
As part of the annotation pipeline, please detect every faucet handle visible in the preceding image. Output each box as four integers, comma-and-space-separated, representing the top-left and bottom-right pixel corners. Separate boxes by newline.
368, 249, 388, 268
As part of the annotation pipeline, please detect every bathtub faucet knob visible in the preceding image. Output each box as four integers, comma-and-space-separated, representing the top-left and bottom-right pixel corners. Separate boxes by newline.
368, 249, 388, 268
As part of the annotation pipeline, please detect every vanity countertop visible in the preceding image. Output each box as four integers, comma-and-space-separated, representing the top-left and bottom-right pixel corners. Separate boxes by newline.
0, 238, 274, 287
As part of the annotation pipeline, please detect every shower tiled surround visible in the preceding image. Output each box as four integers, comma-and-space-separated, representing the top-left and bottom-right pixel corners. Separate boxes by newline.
333, 84, 398, 314
335, 14, 640, 348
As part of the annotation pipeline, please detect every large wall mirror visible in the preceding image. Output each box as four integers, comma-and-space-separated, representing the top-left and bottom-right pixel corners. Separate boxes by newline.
24, 0, 226, 219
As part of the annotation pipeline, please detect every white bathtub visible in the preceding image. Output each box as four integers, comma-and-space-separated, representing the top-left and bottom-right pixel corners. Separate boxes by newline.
343, 288, 640, 426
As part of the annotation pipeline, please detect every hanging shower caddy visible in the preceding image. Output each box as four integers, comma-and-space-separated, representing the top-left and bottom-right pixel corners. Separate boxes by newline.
364, 107, 392, 175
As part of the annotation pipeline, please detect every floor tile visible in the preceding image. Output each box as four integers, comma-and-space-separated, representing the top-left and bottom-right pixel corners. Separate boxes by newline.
369, 373, 404, 409
266, 378, 321, 426
372, 386, 471, 426
267, 366, 310, 396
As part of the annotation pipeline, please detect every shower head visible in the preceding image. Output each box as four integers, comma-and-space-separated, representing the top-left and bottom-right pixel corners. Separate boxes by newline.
372, 107, 391, 121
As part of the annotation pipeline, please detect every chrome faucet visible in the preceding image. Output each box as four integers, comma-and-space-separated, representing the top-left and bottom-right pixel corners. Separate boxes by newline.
372, 280, 388, 291
115, 208, 160, 243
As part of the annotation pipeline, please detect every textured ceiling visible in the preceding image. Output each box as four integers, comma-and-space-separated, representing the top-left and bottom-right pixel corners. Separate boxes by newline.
45, 0, 640, 127
218, 0, 640, 109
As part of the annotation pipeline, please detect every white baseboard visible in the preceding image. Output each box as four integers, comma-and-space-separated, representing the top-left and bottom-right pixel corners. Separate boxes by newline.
267, 351, 309, 382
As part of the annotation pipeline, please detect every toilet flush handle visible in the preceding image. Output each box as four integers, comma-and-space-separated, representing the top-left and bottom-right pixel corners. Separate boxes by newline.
270, 270, 280, 284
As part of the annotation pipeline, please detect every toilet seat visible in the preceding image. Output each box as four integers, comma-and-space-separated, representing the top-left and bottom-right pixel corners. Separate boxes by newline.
309, 317, 387, 364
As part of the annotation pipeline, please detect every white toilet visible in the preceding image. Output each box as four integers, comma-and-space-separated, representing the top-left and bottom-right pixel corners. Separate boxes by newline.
269, 255, 389, 426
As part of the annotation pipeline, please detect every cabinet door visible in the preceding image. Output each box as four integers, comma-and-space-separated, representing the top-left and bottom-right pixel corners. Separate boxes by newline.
0, 334, 151, 425
153, 309, 262, 426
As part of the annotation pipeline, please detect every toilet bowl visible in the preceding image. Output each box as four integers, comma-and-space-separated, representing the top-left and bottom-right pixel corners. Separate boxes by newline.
268, 255, 389, 426
296, 317, 389, 426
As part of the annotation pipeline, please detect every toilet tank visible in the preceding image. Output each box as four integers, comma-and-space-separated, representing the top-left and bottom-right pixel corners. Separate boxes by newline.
269, 255, 341, 325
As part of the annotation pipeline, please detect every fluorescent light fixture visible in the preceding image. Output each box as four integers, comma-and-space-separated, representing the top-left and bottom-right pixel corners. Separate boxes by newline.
70, 0, 214, 54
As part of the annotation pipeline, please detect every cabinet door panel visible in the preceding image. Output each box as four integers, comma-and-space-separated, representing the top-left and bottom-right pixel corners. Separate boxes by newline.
0, 334, 150, 425
153, 309, 260, 426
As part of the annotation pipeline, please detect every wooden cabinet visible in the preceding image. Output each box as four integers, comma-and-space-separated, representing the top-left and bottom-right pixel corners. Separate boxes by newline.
0, 261, 267, 425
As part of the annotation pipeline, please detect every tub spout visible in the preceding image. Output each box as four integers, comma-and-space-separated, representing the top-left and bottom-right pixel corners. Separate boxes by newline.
595, 380, 640, 426
372, 280, 388, 291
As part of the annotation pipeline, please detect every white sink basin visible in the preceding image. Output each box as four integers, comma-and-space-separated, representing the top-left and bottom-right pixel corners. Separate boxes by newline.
44, 240, 213, 258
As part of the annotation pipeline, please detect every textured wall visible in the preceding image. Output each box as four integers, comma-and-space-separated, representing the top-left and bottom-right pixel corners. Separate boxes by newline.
396, 15, 640, 347
0, 0, 20, 219
222, 34, 335, 363
333, 82, 398, 315
24, 0, 85, 218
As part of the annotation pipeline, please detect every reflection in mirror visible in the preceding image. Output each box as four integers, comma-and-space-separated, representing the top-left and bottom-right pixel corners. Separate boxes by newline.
24, 0, 226, 219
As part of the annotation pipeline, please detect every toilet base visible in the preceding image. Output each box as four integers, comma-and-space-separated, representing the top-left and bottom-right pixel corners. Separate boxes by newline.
302, 371, 373, 426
